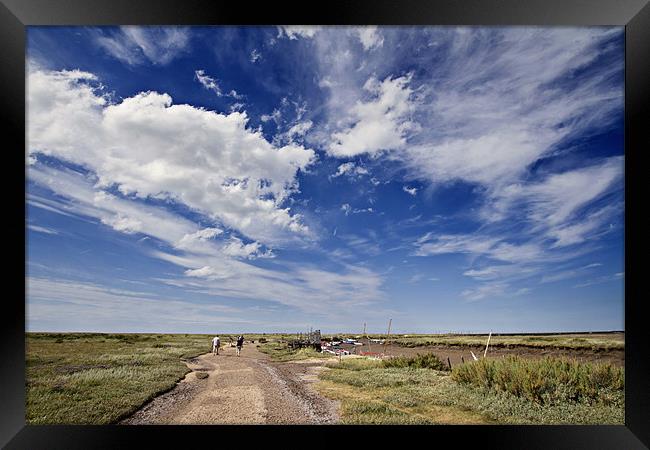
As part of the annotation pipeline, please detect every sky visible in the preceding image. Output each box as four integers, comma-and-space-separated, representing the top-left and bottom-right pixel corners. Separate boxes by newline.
26, 26, 625, 334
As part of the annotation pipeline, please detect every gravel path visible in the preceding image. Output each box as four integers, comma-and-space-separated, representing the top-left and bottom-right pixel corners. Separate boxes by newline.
121, 345, 339, 425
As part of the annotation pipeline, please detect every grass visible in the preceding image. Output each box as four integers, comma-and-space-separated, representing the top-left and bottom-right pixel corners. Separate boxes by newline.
26, 332, 218, 424
315, 352, 624, 424
257, 342, 333, 362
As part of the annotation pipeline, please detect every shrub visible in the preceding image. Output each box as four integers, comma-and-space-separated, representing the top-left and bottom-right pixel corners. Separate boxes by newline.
451, 356, 624, 405
382, 353, 448, 371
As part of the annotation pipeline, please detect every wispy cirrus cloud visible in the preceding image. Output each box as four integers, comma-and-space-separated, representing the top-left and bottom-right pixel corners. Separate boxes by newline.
95, 26, 191, 66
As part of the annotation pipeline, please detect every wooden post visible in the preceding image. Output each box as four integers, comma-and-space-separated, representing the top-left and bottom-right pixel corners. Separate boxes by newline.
384, 319, 392, 356
484, 332, 492, 358
461, 356, 465, 364
447, 357, 452, 370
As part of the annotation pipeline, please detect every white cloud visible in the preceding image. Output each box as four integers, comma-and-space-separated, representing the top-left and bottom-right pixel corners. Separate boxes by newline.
159, 250, 385, 312
29, 165, 200, 244
28, 68, 316, 245
195, 70, 243, 100
540, 263, 601, 284
27, 224, 59, 235
101, 214, 143, 234
574, 272, 624, 288
261, 109, 282, 124
277, 26, 321, 40
221, 237, 274, 260
487, 157, 623, 245
194, 69, 223, 96
250, 48, 261, 63
340, 203, 373, 216
461, 282, 507, 301
331, 162, 369, 179
403, 186, 417, 196
309, 28, 623, 251
328, 75, 417, 157
415, 234, 500, 258
175, 227, 223, 251
96, 26, 190, 66
401, 28, 622, 189
28, 163, 385, 315
355, 26, 384, 51
281, 120, 313, 143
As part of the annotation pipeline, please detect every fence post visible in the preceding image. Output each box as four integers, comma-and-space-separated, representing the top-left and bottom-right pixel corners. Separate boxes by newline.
447, 357, 452, 370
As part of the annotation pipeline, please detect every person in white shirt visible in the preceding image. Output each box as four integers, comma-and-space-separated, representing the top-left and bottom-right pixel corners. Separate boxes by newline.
212, 336, 221, 355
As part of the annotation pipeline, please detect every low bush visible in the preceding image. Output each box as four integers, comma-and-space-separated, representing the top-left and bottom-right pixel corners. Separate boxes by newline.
451, 356, 623, 406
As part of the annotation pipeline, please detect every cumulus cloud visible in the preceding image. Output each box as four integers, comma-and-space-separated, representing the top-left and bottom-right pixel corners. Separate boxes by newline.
28, 68, 316, 245
95, 26, 190, 66
328, 75, 417, 157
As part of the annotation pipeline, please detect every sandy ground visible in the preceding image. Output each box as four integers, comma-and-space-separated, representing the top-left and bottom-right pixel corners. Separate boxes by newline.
120, 345, 339, 425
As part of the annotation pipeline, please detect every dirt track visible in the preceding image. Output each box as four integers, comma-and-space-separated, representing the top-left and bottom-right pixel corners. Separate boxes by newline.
121, 344, 339, 425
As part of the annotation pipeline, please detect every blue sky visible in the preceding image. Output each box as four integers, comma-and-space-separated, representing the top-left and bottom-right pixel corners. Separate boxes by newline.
26, 26, 624, 334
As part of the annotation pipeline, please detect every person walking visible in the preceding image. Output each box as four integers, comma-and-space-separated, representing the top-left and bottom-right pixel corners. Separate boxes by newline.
236, 335, 244, 356
212, 336, 221, 355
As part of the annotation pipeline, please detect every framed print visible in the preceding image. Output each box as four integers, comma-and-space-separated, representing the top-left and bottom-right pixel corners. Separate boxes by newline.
2, 0, 649, 448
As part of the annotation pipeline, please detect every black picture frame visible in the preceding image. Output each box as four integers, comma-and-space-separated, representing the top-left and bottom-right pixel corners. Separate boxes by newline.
2, 0, 648, 448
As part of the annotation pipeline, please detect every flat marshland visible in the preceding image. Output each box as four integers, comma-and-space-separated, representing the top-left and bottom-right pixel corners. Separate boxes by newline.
26, 331, 624, 425
383, 332, 624, 351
